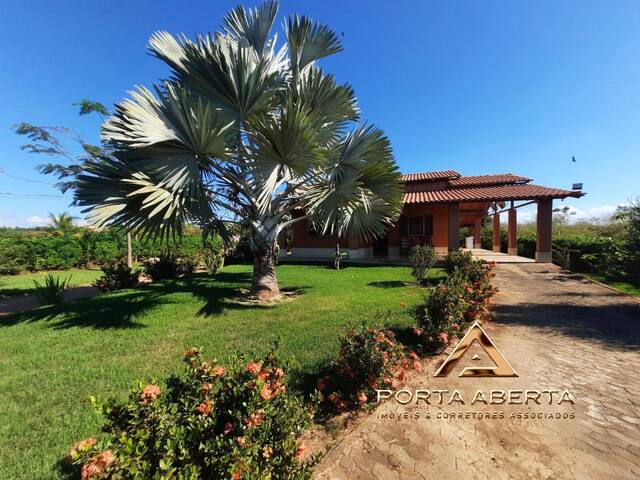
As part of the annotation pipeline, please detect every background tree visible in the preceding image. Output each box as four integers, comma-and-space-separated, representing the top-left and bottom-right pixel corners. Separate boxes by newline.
74, 1, 402, 299
15, 100, 138, 264
47, 211, 77, 235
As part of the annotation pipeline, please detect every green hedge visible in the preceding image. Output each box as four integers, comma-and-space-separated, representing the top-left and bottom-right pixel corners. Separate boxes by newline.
0, 228, 223, 275
477, 227, 629, 280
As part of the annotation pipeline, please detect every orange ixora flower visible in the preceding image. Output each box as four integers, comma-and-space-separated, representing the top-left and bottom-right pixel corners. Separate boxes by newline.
260, 383, 275, 401
81, 450, 114, 480
140, 384, 161, 405
195, 400, 213, 416
68, 438, 96, 459
262, 446, 273, 459
212, 366, 225, 377
245, 410, 265, 428
357, 391, 368, 405
184, 347, 199, 358
246, 362, 262, 375
294, 442, 307, 460
200, 383, 213, 396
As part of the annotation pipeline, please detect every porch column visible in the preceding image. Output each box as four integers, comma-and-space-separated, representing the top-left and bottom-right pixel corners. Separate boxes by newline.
473, 218, 482, 249
492, 212, 501, 252
535, 199, 553, 263
508, 207, 517, 255
448, 204, 459, 252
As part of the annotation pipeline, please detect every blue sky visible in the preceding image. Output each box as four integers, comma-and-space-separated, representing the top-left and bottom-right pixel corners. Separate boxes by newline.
1, 0, 639, 226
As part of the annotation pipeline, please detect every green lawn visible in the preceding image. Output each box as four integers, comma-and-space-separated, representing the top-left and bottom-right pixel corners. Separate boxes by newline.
0, 263, 439, 479
582, 272, 640, 296
0, 269, 102, 299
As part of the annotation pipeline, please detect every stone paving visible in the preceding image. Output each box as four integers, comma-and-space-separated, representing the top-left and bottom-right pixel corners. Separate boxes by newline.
314, 263, 640, 479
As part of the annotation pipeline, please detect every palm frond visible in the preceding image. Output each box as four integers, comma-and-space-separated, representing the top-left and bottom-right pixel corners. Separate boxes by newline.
307, 125, 402, 242
294, 66, 359, 144
223, 0, 279, 53
285, 15, 342, 74
75, 157, 212, 241
148, 31, 285, 119
103, 82, 233, 159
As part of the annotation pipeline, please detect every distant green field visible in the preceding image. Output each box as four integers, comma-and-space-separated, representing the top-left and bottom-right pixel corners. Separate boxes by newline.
0, 263, 438, 479
0, 269, 102, 299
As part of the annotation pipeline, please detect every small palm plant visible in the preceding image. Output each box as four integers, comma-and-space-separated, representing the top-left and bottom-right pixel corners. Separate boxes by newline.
32, 274, 72, 305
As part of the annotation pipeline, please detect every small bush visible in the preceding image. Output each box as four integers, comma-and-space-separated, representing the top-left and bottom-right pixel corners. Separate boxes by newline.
408, 244, 436, 284
444, 249, 475, 274
66, 348, 316, 479
93, 263, 140, 292
32, 274, 71, 305
317, 319, 412, 410
144, 252, 195, 280
416, 272, 470, 350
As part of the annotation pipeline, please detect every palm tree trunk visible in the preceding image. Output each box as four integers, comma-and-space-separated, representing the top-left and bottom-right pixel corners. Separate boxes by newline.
251, 241, 280, 299
126, 231, 133, 268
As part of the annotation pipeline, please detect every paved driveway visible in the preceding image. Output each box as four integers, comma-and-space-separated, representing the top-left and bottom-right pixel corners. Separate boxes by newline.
315, 264, 640, 479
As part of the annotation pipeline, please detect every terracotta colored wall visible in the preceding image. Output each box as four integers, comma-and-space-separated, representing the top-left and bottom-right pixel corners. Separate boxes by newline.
286, 211, 362, 249
287, 204, 457, 253
389, 204, 450, 250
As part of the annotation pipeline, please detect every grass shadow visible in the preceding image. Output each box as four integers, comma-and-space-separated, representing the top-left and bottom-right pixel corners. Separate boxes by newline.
0, 270, 299, 329
367, 280, 407, 288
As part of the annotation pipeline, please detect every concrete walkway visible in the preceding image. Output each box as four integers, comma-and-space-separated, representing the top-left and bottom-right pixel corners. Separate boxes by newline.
314, 263, 640, 479
464, 247, 535, 263
0, 285, 99, 317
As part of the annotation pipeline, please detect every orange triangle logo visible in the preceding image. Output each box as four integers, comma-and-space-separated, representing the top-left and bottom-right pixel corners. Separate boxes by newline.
433, 322, 518, 377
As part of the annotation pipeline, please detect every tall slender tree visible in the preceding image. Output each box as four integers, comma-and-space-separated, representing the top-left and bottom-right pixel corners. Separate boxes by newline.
75, 1, 402, 299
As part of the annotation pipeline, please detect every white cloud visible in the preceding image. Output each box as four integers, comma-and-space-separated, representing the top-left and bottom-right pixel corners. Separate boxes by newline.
563, 203, 625, 222
500, 203, 626, 225
26, 215, 49, 226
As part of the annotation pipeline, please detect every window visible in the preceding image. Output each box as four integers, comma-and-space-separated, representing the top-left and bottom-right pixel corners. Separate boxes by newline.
408, 216, 424, 235
400, 215, 433, 236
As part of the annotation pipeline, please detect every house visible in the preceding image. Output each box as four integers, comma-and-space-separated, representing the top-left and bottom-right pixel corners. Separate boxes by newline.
281, 170, 584, 263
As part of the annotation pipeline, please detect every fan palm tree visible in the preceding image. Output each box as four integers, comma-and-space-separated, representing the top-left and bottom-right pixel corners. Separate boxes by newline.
48, 211, 77, 235
75, 1, 402, 299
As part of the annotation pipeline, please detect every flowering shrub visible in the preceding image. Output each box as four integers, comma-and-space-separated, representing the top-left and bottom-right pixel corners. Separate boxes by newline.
67, 348, 316, 479
416, 254, 498, 350
317, 321, 413, 410
415, 272, 470, 350
443, 249, 475, 274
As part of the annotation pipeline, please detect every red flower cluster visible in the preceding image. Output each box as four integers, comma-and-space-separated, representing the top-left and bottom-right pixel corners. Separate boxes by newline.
81, 450, 114, 480
140, 384, 161, 405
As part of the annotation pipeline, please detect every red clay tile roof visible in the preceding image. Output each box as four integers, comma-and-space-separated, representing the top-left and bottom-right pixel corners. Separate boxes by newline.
400, 170, 460, 182
403, 184, 583, 204
448, 173, 531, 187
